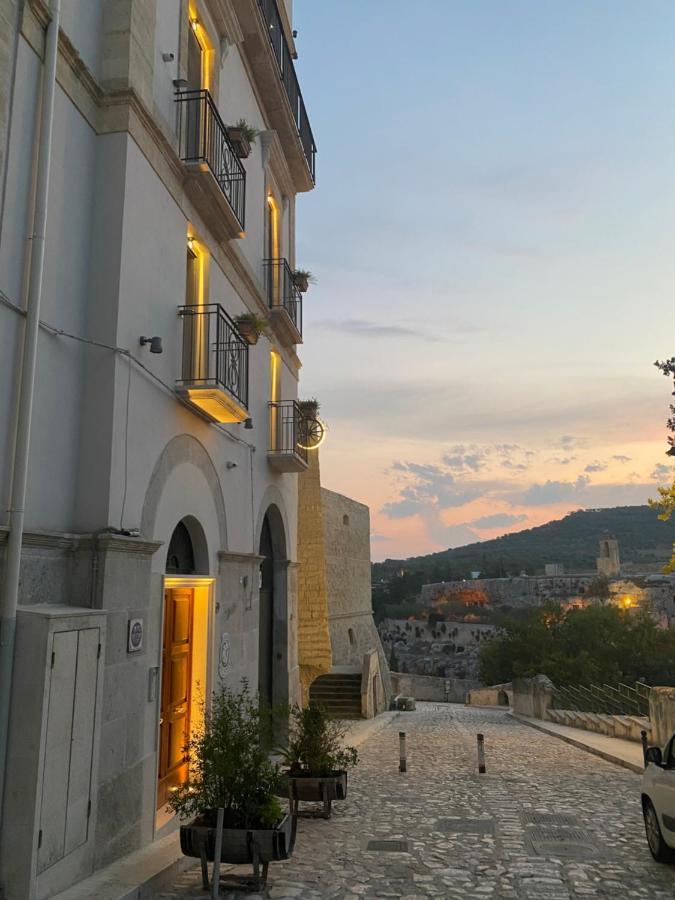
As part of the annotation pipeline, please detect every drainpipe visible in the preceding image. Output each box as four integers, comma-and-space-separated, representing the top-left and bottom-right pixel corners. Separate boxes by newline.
0, 0, 61, 827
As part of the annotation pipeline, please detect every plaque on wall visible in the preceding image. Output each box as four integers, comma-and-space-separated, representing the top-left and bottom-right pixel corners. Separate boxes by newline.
127, 617, 144, 653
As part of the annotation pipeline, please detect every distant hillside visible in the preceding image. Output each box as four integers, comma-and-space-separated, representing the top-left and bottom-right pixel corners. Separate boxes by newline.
373, 506, 675, 587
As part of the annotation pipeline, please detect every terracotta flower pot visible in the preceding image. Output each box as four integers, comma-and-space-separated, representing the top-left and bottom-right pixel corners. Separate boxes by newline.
227, 127, 251, 159
293, 274, 309, 293
235, 320, 260, 345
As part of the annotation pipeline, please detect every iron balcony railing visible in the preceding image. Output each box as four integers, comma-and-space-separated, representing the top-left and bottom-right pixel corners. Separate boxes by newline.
175, 89, 246, 229
269, 400, 308, 463
256, 0, 316, 181
263, 258, 302, 337
177, 303, 249, 410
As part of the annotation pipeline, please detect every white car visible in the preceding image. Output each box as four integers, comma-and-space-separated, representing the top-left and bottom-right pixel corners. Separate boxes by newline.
642, 733, 675, 862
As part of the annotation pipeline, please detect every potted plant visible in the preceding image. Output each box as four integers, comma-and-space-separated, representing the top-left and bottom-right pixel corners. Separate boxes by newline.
276, 705, 358, 818
292, 269, 316, 293
234, 312, 268, 345
297, 397, 320, 419
169, 684, 295, 890
227, 118, 259, 159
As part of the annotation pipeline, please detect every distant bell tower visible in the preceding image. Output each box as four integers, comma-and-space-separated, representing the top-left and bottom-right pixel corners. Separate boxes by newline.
596, 533, 621, 578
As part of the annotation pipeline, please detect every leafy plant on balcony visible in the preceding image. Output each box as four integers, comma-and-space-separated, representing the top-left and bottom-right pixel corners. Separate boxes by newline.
298, 397, 320, 419
293, 269, 316, 293
234, 312, 269, 346
228, 119, 260, 159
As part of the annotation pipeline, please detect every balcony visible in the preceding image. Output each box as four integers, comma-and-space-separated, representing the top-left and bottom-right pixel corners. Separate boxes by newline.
176, 303, 249, 423
264, 258, 302, 344
175, 90, 246, 240
268, 401, 309, 472
230, 0, 316, 190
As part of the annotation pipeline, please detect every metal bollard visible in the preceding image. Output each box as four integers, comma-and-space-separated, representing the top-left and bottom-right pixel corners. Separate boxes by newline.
477, 733, 486, 774
212, 806, 224, 899
399, 731, 407, 773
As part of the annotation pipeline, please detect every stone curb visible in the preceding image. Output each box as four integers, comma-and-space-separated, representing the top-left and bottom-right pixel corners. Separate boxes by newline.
512, 713, 645, 774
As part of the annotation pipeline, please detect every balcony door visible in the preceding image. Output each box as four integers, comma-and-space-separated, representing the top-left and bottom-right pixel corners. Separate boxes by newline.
185, 22, 204, 160
184, 245, 207, 382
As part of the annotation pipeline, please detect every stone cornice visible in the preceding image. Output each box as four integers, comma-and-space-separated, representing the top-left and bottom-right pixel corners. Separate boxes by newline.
218, 550, 266, 564
0, 527, 162, 556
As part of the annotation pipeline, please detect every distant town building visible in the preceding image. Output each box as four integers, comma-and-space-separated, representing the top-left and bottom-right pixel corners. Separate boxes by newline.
545, 563, 565, 576
597, 534, 621, 577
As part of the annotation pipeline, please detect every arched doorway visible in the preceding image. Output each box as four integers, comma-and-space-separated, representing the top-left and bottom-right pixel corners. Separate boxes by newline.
258, 505, 288, 715
158, 518, 211, 812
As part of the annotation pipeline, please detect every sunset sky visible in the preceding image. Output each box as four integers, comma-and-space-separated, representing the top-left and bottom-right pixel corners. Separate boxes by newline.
294, 0, 675, 561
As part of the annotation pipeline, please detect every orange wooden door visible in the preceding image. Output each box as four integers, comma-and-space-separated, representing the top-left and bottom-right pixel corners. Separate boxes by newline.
157, 588, 194, 809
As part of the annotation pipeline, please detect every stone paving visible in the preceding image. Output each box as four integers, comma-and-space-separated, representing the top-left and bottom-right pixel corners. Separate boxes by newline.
154, 704, 675, 899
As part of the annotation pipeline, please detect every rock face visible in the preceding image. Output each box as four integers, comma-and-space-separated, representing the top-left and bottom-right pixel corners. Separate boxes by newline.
378, 618, 496, 681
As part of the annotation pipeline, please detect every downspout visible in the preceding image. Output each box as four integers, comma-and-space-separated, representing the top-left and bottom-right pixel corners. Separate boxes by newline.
0, 0, 61, 826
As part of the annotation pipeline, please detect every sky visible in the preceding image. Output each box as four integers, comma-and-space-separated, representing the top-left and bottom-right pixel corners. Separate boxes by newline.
293, 0, 675, 561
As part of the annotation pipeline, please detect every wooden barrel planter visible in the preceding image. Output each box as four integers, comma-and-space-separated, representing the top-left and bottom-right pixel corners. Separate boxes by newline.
180, 812, 296, 891
281, 770, 348, 818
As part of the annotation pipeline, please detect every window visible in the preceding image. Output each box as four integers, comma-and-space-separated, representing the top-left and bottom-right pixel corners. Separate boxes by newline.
348, 628, 355, 647
342, 514, 350, 526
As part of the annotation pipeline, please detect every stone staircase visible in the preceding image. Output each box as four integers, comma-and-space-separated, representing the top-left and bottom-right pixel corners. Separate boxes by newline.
309, 672, 363, 719
546, 708, 651, 743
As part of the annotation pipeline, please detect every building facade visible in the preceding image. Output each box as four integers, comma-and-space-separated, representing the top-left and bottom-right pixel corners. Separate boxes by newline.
0, 1, 315, 897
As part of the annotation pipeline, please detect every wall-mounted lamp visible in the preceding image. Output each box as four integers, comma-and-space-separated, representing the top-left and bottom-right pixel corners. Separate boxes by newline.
243, 418, 253, 430
139, 336, 163, 354
190, 17, 199, 32
226, 461, 238, 469
173, 77, 189, 89
161, 52, 175, 62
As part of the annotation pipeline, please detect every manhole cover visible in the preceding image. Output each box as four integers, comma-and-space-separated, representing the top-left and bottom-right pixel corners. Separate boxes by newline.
526, 826, 598, 860
523, 812, 579, 827
366, 840, 410, 852
435, 818, 495, 835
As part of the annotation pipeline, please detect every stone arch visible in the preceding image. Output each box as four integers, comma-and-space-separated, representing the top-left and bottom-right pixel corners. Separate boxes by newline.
257, 498, 290, 713
141, 434, 227, 574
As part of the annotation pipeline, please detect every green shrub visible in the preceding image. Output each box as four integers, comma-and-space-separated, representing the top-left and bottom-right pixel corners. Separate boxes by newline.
278, 706, 358, 777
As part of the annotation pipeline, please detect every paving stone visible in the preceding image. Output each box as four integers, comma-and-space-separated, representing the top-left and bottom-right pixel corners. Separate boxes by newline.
150, 704, 675, 899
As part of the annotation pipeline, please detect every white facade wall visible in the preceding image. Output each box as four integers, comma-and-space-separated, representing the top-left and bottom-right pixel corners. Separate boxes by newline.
0, 1, 315, 896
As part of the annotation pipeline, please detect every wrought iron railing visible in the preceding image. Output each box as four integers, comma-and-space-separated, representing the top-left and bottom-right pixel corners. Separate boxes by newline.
256, 0, 316, 181
263, 258, 302, 337
177, 304, 249, 410
175, 89, 246, 229
268, 400, 308, 463
551, 681, 651, 717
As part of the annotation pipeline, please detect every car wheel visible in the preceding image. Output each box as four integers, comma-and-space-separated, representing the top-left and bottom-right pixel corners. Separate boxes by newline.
643, 799, 675, 863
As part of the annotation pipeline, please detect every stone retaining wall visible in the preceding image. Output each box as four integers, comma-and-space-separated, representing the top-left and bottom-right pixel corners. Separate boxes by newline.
390, 672, 481, 703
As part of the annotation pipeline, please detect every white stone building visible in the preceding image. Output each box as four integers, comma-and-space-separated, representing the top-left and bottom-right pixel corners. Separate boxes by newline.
0, 1, 316, 897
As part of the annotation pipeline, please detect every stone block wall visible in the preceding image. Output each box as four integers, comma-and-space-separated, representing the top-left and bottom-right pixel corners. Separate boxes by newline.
390, 672, 481, 703
296, 451, 332, 703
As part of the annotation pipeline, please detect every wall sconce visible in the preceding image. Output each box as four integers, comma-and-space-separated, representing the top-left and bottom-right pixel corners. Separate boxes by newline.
161, 52, 175, 62
243, 418, 253, 430
139, 336, 163, 354
173, 77, 189, 89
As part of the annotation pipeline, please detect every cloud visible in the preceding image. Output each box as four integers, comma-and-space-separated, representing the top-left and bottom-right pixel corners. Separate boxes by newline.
314, 318, 441, 342
584, 460, 607, 473
612, 455, 632, 464
518, 475, 591, 506
546, 456, 576, 465
382, 459, 486, 520
442, 444, 490, 473
651, 463, 673, 482
555, 435, 588, 451
469, 513, 528, 530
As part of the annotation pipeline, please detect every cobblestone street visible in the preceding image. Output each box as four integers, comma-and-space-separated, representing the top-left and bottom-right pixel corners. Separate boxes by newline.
155, 704, 675, 899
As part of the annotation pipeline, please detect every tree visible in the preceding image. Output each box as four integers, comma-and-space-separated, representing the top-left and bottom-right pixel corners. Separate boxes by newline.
479, 604, 675, 687
649, 358, 675, 572
585, 575, 610, 600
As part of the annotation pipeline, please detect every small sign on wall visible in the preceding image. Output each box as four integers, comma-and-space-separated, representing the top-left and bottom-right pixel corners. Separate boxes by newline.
127, 617, 144, 653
